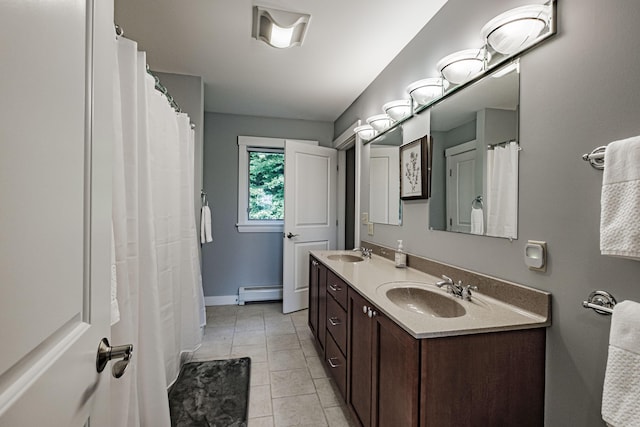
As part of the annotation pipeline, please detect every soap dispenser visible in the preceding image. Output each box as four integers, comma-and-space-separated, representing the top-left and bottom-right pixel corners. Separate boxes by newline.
395, 240, 407, 268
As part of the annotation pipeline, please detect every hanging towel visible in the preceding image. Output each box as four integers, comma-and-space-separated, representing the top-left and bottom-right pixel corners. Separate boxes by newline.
600, 136, 640, 260
602, 300, 640, 426
200, 205, 213, 244
470, 207, 484, 235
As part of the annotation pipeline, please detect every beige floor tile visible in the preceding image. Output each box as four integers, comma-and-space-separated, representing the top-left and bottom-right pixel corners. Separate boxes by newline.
323, 406, 357, 427
272, 394, 328, 426
251, 361, 271, 386
249, 384, 273, 419
268, 348, 307, 371
236, 316, 266, 332
306, 356, 329, 379
291, 310, 309, 327
300, 338, 321, 358
203, 327, 235, 341
249, 416, 275, 427
234, 329, 267, 347
313, 378, 341, 408
191, 340, 232, 360
265, 319, 296, 336
267, 334, 301, 351
231, 344, 268, 363
270, 368, 316, 398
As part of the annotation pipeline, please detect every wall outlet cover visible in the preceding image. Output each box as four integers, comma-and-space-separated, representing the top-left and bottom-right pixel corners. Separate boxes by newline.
524, 240, 547, 272
367, 222, 374, 236
361, 212, 369, 224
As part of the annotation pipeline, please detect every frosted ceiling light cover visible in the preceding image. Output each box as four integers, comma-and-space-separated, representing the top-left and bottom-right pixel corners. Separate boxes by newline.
354, 125, 377, 141
436, 48, 491, 85
367, 114, 393, 132
481, 5, 551, 55
252, 6, 310, 49
382, 99, 412, 121
406, 78, 448, 106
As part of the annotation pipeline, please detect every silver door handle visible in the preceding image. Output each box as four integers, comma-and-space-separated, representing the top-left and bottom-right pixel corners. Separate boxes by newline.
96, 337, 133, 379
286, 232, 299, 239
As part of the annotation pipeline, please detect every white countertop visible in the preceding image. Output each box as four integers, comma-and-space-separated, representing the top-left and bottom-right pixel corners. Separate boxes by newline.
311, 250, 550, 339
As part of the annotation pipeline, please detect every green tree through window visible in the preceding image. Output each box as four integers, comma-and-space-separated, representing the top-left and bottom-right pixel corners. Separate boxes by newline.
248, 150, 284, 220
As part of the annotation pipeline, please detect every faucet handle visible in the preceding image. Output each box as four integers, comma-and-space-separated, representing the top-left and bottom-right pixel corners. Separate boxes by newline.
461, 284, 478, 300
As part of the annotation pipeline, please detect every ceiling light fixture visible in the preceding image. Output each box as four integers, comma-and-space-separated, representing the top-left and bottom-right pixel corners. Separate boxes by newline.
481, 5, 551, 55
436, 48, 491, 85
252, 6, 310, 49
382, 100, 412, 122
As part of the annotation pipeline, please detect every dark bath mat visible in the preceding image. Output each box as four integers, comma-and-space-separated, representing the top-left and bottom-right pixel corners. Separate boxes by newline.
168, 357, 251, 427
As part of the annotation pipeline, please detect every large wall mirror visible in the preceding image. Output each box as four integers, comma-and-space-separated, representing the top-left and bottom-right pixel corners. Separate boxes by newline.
429, 60, 520, 239
368, 126, 402, 225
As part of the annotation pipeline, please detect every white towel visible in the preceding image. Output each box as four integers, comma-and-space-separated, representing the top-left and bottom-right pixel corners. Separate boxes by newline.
200, 205, 213, 244
602, 300, 640, 427
600, 136, 640, 260
470, 207, 484, 235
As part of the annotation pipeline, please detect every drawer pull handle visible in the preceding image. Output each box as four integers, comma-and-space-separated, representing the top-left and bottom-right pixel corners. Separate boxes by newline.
327, 357, 342, 368
329, 317, 341, 326
329, 284, 342, 292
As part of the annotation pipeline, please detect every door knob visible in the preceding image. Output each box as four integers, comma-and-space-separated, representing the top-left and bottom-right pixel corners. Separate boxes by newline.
286, 232, 299, 239
96, 337, 133, 379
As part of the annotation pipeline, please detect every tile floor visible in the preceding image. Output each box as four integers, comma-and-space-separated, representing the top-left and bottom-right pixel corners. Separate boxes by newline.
191, 302, 357, 427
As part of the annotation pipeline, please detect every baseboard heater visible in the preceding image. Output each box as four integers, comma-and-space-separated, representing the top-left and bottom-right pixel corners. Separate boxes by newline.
237, 285, 283, 305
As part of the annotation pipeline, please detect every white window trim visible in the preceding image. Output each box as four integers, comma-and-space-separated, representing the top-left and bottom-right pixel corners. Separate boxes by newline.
237, 136, 318, 233
237, 136, 285, 233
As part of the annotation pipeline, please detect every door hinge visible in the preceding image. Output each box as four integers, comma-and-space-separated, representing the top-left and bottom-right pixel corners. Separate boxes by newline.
449, 218, 452, 226
449, 169, 452, 177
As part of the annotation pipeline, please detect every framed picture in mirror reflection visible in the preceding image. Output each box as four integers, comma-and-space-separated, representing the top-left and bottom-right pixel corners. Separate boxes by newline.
400, 136, 431, 200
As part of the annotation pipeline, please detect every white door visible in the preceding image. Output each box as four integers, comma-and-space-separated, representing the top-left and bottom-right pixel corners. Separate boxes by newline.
282, 141, 338, 313
0, 1, 115, 425
446, 141, 477, 233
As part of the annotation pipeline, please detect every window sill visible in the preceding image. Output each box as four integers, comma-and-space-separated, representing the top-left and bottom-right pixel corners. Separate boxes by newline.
236, 223, 284, 233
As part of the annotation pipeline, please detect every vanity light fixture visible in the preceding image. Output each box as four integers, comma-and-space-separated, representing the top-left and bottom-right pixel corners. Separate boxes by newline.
366, 114, 394, 132
406, 78, 448, 106
354, 125, 377, 141
252, 6, 311, 49
481, 4, 551, 55
382, 99, 412, 122
436, 48, 491, 85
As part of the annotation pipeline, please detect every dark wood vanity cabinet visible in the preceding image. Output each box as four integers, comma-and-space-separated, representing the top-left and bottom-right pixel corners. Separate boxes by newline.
347, 288, 420, 427
309, 256, 546, 427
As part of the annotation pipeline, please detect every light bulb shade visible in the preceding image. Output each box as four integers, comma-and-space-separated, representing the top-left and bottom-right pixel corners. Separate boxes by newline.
437, 48, 491, 85
366, 114, 393, 132
252, 6, 310, 49
481, 5, 551, 55
406, 78, 448, 106
354, 125, 377, 141
382, 99, 412, 121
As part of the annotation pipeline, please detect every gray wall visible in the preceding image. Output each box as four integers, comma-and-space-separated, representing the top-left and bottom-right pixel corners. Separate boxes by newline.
202, 113, 333, 298
335, 0, 640, 425
153, 71, 204, 222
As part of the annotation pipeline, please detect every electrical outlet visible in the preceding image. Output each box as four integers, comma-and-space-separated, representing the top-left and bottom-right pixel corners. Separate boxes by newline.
367, 222, 374, 236
361, 212, 369, 224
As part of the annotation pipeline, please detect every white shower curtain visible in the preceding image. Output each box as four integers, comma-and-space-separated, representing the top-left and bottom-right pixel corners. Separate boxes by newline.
110, 36, 206, 427
486, 141, 519, 239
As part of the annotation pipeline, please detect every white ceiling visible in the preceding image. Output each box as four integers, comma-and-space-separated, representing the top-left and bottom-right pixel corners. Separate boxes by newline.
114, 0, 448, 122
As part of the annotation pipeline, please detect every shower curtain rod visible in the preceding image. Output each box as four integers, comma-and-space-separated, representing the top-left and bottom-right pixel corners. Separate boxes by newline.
487, 139, 520, 149
115, 24, 195, 129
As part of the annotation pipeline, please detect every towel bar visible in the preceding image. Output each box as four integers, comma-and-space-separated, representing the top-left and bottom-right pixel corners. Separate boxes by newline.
582, 290, 616, 315
582, 146, 606, 170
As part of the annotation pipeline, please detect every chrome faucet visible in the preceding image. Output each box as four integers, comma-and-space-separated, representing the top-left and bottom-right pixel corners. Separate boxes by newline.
352, 247, 372, 258
436, 275, 477, 300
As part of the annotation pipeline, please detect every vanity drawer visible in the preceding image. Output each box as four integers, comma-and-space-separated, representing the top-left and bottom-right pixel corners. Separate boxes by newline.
326, 294, 347, 354
325, 332, 346, 400
327, 271, 348, 310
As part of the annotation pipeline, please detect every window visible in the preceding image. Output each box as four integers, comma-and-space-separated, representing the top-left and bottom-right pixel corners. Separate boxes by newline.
237, 136, 285, 232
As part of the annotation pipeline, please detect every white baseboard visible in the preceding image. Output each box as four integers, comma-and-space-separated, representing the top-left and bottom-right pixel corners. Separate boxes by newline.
204, 295, 238, 306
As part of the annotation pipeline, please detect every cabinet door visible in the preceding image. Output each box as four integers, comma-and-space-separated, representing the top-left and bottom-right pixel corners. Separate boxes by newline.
318, 262, 327, 350
308, 257, 318, 337
347, 289, 373, 427
372, 312, 420, 427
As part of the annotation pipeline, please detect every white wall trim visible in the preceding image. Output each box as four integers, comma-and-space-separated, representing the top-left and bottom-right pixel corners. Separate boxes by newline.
204, 295, 238, 306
